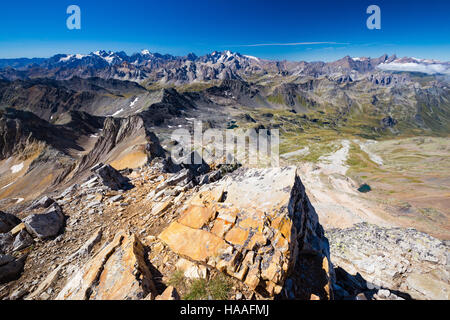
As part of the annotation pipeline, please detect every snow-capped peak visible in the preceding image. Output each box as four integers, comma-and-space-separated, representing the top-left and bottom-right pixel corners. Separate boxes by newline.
58, 53, 87, 63
244, 55, 260, 62
352, 57, 368, 62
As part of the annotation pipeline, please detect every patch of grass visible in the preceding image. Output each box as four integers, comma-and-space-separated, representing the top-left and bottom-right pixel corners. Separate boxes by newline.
184, 279, 208, 300
302, 142, 340, 163
207, 274, 232, 300
168, 270, 186, 289
183, 274, 232, 300
267, 94, 285, 105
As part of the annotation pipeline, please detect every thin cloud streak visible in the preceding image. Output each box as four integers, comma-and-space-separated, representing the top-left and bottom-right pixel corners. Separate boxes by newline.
228, 42, 350, 47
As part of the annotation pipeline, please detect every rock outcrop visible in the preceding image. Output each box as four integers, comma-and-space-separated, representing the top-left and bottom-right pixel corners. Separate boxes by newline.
75, 115, 165, 175
159, 167, 333, 298
57, 232, 156, 300
327, 223, 450, 300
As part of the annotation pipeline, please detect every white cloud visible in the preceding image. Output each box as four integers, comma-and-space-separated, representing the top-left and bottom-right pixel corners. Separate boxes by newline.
230, 42, 349, 47
377, 62, 450, 75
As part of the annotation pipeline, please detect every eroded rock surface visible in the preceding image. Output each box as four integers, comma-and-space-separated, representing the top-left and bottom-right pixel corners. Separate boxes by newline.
57, 232, 156, 300
327, 223, 450, 300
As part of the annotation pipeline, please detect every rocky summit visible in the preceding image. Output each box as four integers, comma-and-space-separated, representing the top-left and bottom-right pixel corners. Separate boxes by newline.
159, 167, 332, 298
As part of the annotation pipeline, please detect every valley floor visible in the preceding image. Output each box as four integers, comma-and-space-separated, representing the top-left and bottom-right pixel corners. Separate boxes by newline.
281, 136, 450, 240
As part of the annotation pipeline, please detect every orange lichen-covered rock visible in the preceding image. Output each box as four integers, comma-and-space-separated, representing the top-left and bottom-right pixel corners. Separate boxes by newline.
224, 227, 250, 247
158, 222, 231, 263
178, 205, 216, 229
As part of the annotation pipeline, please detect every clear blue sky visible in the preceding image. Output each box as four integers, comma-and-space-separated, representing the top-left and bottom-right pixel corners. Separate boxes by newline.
1, 0, 449, 61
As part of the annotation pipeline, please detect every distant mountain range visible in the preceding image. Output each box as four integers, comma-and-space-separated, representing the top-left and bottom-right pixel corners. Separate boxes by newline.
1, 50, 449, 84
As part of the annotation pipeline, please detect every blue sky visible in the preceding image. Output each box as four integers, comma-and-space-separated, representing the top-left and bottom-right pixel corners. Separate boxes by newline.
1, 0, 449, 61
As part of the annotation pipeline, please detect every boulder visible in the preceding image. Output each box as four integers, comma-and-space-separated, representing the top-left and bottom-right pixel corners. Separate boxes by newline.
198, 170, 222, 185
12, 229, 34, 251
23, 204, 65, 240
180, 151, 210, 176
28, 196, 55, 210
0, 254, 26, 284
0, 232, 14, 254
92, 163, 132, 191
146, 131, 167, 160
58, 184, 78, 199
164, 169, 193, 188
10, 223, 26, 236
381, 116, 398, 128
175, 258, 207, 279
0, 253, 14, 266
0, 211, 21, 234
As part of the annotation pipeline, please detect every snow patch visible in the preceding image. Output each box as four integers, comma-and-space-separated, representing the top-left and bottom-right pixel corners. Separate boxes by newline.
59, 54, 86, 62
244, 55, 260, 61
130, 97, 139, 107
111, 109, 124, 117
11, 162, 24, 174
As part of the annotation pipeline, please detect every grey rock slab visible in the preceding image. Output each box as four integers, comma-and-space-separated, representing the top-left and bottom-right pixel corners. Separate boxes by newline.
0, 255, 26, 284
28, 196, 55, 211
13, 230, 34, 252
23, 204, 65, 240
0, 211, 21, 234
0, 253, 14, 266
0, 233, 14, 254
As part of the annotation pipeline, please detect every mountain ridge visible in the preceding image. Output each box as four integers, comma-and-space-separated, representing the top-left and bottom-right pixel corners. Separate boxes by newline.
1, 51, 449, 84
